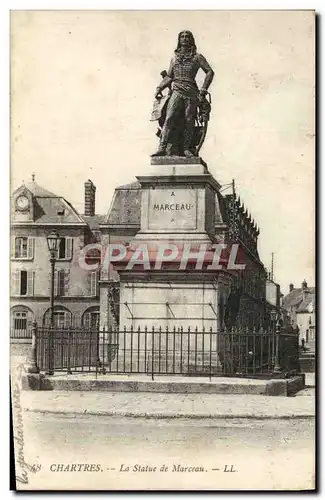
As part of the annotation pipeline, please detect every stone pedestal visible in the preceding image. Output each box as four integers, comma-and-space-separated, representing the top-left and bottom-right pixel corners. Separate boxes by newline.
112, 157, 232, 375
135, 157, 219, 242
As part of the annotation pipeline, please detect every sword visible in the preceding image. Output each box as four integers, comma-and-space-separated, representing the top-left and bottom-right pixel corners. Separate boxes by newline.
196, 92, 211, 155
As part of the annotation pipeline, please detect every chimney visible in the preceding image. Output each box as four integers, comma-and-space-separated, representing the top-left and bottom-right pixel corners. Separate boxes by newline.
289, 284, 294, 292
84, 179, 96, 216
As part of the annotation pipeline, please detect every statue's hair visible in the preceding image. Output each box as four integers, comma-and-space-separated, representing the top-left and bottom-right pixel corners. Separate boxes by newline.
175, 30, 197, 54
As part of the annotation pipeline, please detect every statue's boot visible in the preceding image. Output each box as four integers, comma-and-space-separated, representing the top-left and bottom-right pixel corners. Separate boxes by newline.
151, 145, 167, 157
183, 128, 195, 158
151, 150, 166, 157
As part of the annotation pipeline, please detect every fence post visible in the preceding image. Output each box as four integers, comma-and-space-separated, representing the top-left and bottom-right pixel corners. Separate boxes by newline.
272, 322, 283, 378
296, 331, 301, 373
151, 326, 154, 381
66, 326, 72, 375
25, 321, 39, 374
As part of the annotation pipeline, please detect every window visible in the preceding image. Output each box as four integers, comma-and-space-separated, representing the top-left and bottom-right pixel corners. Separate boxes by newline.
43, 307, 72, 327
12, 237, 34, 259
58, 239, 66, 259
20, 270, 27, 295
11, 306, 34, 339
82, 307, 100, 329
57, 237, 73, 260
12, 270, 34, 296
53, 311, 68, 328
15, 237, 27, 258
54, 269, 67, 297
14, 311, 27, 331
90, 271, 99, 297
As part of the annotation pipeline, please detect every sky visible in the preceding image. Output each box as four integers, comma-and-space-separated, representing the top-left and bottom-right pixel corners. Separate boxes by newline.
10, 9, 315, 293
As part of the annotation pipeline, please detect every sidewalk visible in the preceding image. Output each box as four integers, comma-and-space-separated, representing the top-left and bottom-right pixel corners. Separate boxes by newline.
21, 388, 315, 420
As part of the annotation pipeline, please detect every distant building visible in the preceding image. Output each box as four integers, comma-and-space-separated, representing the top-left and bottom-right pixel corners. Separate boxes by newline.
282, 280, 315, 343
10, 178, 104, 338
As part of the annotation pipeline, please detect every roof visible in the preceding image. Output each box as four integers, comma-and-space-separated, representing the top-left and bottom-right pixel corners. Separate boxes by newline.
14, 181, 58, 198
282, 287, 315, 309
12, 181, 86, 225
296, 296, 315, 313
82, 214, 106, 230
33, 197, 85, 224
104, 181, 141, 226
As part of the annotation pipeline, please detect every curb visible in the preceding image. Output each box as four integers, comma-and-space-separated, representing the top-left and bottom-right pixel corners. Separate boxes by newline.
22, 373, 305, 397
23, 408, 315, 420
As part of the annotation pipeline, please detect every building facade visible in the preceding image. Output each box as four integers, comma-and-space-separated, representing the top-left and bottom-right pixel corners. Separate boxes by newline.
11, 174, 273, 339
10, 178, 103, 339
282, 280, 315, 343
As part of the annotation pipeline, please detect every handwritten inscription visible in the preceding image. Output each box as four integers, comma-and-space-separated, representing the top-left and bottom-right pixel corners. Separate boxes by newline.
12, 364, 42, 485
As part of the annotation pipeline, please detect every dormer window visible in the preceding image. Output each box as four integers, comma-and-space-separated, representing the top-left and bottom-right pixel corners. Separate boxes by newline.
57, 208, 65, 216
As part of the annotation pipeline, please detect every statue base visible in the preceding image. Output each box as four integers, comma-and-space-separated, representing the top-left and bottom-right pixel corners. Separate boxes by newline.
150, 156, 207, 167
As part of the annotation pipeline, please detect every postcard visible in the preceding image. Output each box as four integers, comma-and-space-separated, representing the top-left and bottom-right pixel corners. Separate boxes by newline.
10, 10, 315, 491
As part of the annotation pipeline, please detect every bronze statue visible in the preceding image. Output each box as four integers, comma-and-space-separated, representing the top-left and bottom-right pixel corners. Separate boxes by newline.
151, 31, 214, 158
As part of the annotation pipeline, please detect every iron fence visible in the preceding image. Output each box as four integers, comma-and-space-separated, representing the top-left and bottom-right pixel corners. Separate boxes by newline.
35, 325, 300, 378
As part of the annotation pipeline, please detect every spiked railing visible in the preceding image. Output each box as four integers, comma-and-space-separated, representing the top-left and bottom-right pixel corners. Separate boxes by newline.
35, 325, 300, 379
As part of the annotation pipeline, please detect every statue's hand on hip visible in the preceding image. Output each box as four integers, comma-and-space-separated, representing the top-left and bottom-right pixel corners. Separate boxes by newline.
155, 87, 163, 100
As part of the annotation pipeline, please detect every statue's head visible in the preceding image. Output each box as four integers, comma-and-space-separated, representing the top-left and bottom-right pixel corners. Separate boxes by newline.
175, 30, 197, 53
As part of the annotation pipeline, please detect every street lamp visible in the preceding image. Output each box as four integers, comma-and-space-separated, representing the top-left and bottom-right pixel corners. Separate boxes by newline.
46, 230, 61, 375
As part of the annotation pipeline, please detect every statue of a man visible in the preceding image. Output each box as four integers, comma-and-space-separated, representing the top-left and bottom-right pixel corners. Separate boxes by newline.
151, 31, 214, 158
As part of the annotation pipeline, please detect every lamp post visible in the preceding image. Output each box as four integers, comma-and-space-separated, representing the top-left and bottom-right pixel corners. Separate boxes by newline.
46, 230, 61, 375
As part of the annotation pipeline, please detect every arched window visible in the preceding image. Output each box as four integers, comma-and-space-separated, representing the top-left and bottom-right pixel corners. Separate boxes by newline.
82, 306, 100, 329
43, 306, 72, 328
11, 306, 34, 339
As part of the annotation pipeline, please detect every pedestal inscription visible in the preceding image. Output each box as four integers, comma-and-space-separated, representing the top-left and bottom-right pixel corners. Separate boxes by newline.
148, 188, 197, 231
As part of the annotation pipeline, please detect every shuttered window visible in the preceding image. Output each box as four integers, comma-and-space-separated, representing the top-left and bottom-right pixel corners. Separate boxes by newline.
90, 271, 99, 297
27, 271, 34, 296
66, 237, 73, 260
54, 269, 70, 297
12, 237, 34, 259
11, 270, 34, 296
57, 237, 73, 260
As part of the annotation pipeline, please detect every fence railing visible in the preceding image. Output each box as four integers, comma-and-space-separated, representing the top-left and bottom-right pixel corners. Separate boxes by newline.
32, 325, 300, 378
10, 326, 32, 340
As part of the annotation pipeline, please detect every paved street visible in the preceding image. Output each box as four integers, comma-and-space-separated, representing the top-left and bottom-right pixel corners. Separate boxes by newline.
18, 412, 314, 490
11, 347, 316, 490
21, 388, 315, 419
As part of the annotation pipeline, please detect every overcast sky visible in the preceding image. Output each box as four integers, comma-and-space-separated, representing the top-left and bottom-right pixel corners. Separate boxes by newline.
11, 10, 315, 292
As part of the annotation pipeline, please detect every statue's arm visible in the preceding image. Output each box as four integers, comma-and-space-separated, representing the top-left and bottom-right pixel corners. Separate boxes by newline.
156, 59, 174, 94
198, 54, 215, 92
157, 75, 173, 92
